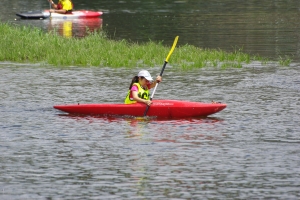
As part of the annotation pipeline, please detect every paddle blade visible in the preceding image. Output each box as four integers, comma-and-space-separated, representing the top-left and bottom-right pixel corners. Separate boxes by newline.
165, 36, 179, 62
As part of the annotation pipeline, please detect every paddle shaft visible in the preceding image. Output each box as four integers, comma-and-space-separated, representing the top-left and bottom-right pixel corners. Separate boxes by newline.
49, 1, 51, 18
143, 36, 179, 116
149, 61, 167, 100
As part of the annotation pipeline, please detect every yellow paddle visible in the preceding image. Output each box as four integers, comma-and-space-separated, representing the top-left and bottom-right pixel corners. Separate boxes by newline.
143, 36, 179, 116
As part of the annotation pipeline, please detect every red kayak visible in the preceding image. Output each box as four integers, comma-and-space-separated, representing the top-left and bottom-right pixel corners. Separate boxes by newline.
16, 10, 103, 19
54, 100, 226, 118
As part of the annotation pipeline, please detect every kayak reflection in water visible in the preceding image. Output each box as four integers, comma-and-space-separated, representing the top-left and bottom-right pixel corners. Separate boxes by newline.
48, 0, 73, 14
124, 70, 162, 106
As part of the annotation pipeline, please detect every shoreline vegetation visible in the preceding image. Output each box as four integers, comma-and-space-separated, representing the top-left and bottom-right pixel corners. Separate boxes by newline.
0, 22, 291, 68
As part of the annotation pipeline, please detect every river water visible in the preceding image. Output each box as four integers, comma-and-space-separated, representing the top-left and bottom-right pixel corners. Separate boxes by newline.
1, 0, 300, 61
1, 62, 300, 199
1, 0, 300, 199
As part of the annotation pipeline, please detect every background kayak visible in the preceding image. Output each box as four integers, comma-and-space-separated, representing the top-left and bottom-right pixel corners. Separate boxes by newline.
16, 10, 103, 19
54, 100, 227, 118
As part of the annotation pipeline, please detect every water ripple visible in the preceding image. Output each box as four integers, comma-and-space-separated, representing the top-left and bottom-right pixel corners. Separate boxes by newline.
0, 64, 299, 199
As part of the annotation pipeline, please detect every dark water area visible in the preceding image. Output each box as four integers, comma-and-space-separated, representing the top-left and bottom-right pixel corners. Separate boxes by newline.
1, 0, 300, 61
0, 63, 300, 199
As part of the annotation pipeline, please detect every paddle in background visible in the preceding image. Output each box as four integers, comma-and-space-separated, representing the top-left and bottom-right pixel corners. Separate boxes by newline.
143, 36, 179, 116
49, 0, 51, 19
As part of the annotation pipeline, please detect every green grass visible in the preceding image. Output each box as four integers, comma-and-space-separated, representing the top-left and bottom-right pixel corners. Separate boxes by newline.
0, 22, 291, 68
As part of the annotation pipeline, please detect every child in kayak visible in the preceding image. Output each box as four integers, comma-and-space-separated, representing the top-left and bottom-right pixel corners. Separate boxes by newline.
48, 0, 73, 14
125, 70, 162, 106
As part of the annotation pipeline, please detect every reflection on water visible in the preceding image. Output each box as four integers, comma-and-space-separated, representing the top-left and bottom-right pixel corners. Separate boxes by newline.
58, 114, 225, 143
58, 111, 224, 138
45, 18, 103, 38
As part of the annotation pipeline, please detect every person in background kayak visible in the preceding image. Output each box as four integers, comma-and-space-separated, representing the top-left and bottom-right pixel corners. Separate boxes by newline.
125, 70, 162, 106
48, 0, 73, 14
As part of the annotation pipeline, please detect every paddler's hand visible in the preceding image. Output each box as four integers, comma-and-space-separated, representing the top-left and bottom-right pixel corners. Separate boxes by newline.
156, 76, 162, 83
144, 100, 152, 106
149, 76, 162, 89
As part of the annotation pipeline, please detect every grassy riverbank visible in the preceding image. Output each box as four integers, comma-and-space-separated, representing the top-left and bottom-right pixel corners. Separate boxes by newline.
0, 22, 291, 68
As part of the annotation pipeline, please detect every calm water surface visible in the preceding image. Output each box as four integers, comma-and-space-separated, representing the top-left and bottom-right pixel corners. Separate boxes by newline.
1, 0, 300, 61
1, 62, 299, 199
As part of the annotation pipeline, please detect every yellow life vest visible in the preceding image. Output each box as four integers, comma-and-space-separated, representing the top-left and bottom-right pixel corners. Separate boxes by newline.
124, 83, 150, 104
58, 0, 73, 11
